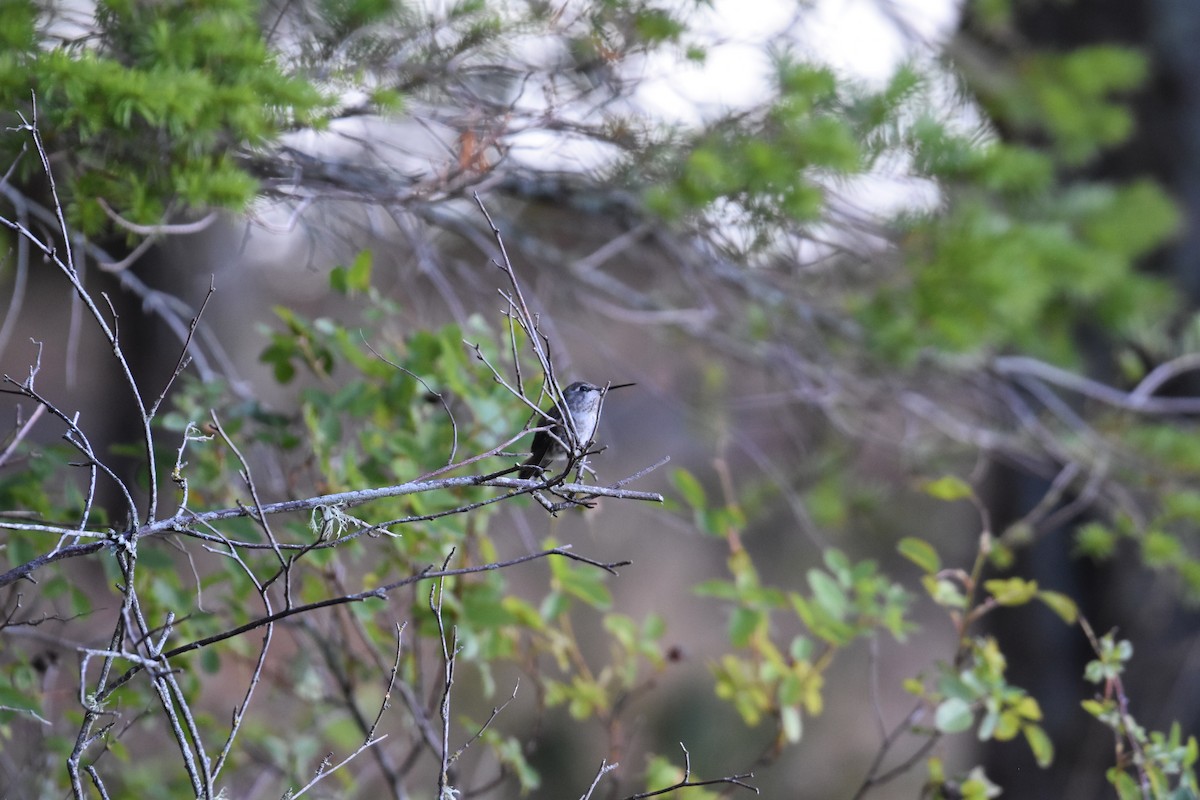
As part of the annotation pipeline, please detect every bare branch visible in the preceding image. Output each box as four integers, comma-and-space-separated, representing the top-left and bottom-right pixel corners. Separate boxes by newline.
288, 624, 405, 798
148, 278, 216, 419
614, 743, 758, 799
579, 760, 620, 800
0, 473, 659, 588
994, 355, 1200, 415
96, 545, 625, 701
0, 402, 45, 470
96, 197, 217, 237
432, 570, 457, 799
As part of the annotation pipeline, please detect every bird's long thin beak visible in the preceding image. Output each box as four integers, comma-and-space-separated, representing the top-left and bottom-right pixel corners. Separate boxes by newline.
604, 382, 636, 392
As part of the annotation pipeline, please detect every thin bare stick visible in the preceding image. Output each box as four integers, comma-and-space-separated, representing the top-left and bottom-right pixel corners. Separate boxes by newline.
289, 624, 405, 797
362, 334, 460, 464
97, 198, 217, 237
208, 410, 288, 580
994, 355, 1200, 415
205, 528, 274, 778
6, 102, 160, 524
618, 743, 757, 799
433, 570, 457, 798
0, 474, 660, 588
579, 760, 620, 800
0, 402, 44, 470
148, 277, 216, 418
0, 189, 30, 359
97, 545, 626, 699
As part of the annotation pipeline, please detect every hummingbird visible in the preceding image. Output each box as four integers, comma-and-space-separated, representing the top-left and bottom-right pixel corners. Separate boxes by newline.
519, 381, 634, 480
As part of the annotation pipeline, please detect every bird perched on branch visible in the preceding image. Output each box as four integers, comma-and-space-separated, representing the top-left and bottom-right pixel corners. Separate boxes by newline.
519, 381, 634, 480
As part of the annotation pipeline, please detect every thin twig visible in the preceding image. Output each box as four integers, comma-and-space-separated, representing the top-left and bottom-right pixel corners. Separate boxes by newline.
619, 743, 757, 799
97, 546, 626, 699
363, 334, 460, 464
433, 568, 457, 798
147, 276, 215, 418
289, 624, 406, 798
0, 402, 45, 470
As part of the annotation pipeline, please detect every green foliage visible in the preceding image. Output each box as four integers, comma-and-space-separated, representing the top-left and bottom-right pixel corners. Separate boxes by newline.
873, 37, 1180, 361
921, 474, 975, 502
923, 636, 1053, 766
668, 467, 746, 536
1063, 427, 1200, 600
1083, 632, 1132, 685
567, 0, 696, 66
316, 0, 398, 39
990, 46, 1147, 165
639, 21, 1179, 368
142, 265, 678, 791
860, 168, 1177, 362
677, 470, 912, 744
0, 0, 327, 234
958, 6, 1148, 164
1082, 632, 1200, 798
925, 762, 1003, 800
0, 441, 80, 527
900, 536, 1059, 771
676, 453, 1197, 797
1074, 521, 1118, 560
645, 54, 866, 240
899, 519, 1200, 797
898, 536, 941, 574
328, 248, 374, 294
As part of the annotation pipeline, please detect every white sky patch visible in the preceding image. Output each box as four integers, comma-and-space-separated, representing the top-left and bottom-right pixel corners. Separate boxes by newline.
635, 0, 801, 122
804, 0, 961, 82
636, 0, 961, 124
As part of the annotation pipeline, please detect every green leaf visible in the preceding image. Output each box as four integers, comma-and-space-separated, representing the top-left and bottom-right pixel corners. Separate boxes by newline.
935, 697, 975, 733
807, 570, 848, 620
1110, 769, 1141, 800
728, 607, 762, 647
491, 735, 541, 791
789, 635, 813, 662
1024, 724, 1055, 767
922, 475, 974, 501
824, 548, 853, 581
200, 648, 221, 674
898, 537, 941, 574
993, 710, 1021, 741
984, 577, 1039, 606
978, 707, 999, 741
671, 468, 707, 510
329, 267, 349, 294
1142, 529, 1183, 567
693, 579, 739, 600
1074, 521, 1117, 559
1037, 590, 1079, 624
561, 572, 611, 609
539, 591, 570, 621
349, 249, 373, 288
1014, 695, 1042, 721
960, 767, 1002, 799
924, 575, 968, 609
644, 755, 682, 793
